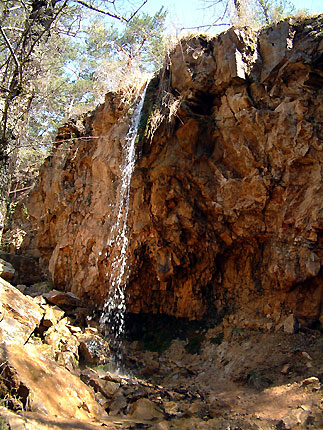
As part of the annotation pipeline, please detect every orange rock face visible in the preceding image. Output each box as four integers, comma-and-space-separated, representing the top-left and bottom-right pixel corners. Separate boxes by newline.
28, 16, 323, 324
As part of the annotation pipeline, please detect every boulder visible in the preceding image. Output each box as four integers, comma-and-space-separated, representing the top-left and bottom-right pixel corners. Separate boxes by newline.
95, 392, 110, 410
130, 398, 164, 421
43, 318, 79, 370
42, 305, 65, 328
277, 314, 299, 334
77, 330, 110, 365
302, 376, 320, 388
15, 284, 26, 293
0, 343, 105, 420
281, 408, 312, 429
0, 251, 41, 285
121, 384, 149, 402
90, 378, 120, 399
0, 277, 43, 345
43, 289, 81, 309
0, 258, 15, 281
25, 281, 52, 297
153, 422, 170, 430
0, 406, 105, 430
108, 390, 127, 415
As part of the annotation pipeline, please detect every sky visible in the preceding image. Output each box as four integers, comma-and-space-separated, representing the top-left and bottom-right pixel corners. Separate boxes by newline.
139, 0, 323, 35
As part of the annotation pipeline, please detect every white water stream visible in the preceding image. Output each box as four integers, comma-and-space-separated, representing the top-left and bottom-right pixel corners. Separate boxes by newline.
100, 85, 147, 362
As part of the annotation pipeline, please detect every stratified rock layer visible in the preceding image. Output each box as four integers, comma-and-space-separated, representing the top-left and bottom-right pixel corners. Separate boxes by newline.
28, 16, 323, 324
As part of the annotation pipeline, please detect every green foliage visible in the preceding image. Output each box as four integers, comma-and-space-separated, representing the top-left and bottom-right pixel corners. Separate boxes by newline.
8, 201, 18, 215
22, 204, 28, 219
0, 2, 168, 239
89, 363, 111, 374
136, 76, 160, 141
86, 8, 167, 72
252, 0, 296, 25
136, 75, 182, 150
82, 8, 168, 95
9, 6, 167, 141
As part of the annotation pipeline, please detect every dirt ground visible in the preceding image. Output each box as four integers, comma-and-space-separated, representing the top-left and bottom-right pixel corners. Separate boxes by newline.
122, 324, 323, 429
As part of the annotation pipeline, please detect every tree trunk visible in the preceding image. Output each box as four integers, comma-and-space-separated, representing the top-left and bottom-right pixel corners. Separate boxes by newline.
234, 0, 242, 17
0, 0, 63, 245
0, 148, 10, 245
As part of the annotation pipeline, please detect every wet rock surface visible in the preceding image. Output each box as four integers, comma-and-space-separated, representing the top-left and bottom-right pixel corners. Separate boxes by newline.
78, 329, 111, 365
27, 15, 323, 326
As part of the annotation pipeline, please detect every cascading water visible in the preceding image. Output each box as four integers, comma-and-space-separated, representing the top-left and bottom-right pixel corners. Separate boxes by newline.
100, 84, 148, 368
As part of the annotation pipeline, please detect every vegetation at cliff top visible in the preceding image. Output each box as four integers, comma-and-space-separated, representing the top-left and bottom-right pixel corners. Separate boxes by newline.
200, 0, 300, 28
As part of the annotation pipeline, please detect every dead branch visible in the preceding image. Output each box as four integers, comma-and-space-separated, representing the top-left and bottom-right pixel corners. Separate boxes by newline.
74, 0, 125, 21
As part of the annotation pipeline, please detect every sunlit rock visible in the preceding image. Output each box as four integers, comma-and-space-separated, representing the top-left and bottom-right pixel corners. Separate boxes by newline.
0, 258, 15, 281
0, 343, 105, 420
0, 277, 43, 345
27, 15, 323, 325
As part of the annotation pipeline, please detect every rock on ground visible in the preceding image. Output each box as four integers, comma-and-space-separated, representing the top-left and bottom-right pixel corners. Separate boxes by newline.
0, 277, 43, 345
0, 259, 15, 282
0, 343, 105, 420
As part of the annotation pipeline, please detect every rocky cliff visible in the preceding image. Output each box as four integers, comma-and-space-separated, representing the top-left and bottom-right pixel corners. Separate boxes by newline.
28, 15, 323, 327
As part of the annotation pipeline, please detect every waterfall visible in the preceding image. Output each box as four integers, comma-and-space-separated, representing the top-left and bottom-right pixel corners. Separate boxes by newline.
100, 84, 148, 365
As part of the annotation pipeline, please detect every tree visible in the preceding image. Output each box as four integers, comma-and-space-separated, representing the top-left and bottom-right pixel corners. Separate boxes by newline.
200, 0, 296, 27
0, 0, 148, 243
0, 0, 64, 241
252, 0, 295, 25
84, 8, 167, 87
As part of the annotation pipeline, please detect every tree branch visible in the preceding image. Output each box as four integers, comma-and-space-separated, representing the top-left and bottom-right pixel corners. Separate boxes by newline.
73, 0, 148, 23
1, 27, 24, 32
9, 185, 32, 194
126, 0, 148, 22
133, 38, 147, 59
74, 0, 125, 21
0, 26, 20, 70
26, 0, 68, 58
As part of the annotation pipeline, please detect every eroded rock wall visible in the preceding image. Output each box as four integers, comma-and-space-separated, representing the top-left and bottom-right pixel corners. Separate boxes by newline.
28, 16, 323, 325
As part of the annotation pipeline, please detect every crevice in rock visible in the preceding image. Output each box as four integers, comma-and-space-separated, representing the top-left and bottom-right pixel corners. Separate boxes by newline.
186, 91, 215, 116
